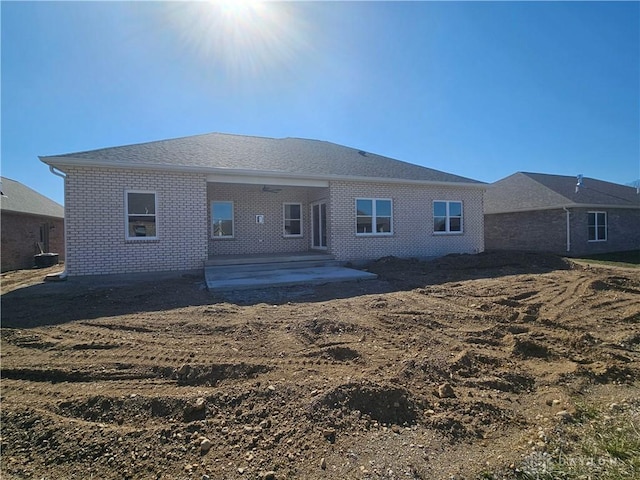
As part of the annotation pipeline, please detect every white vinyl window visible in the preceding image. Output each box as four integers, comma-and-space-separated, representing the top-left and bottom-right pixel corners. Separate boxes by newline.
125, 190, 158, 240
356, 198, 393, 235
212, 201, 234, 238
283, 203, 302, 237
588, 211, 607, 242
433, 200, 463, 234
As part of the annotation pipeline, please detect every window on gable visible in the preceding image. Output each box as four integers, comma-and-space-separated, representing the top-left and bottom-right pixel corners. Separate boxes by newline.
212, 201, 234, 238
433, 201, 463, 234
356, 198, 393, 235
588, 211, 607, 241
126, 191, 157, 240
283, 203, 302, 237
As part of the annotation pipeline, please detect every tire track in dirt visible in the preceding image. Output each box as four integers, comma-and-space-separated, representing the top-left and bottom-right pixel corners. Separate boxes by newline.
536, 272, 597, 319
2, 253, 638, 480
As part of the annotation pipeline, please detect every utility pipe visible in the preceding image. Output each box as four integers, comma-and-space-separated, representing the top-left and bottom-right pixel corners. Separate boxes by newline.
46, 166, 68, 281
562, 207, 571, 253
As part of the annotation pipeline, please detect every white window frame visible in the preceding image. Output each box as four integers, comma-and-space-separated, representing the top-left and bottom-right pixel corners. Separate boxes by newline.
283, 203, 303, 237
125, 190, 158, 241
355, 198, 393, 236
588, 211, 607, 242
433, 200, 463, 234
211, 201, 235, 239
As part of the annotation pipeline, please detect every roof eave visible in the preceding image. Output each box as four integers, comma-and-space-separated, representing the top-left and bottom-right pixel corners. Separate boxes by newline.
0, 207, 64, 219
41, 156, 487, 189
486, 203, 640, 214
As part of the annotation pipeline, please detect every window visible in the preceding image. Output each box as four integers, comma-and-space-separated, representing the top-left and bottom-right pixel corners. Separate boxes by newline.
356, 198, 392, 235
126, 191, 157, 240
588, 211, 607, 241
212, 201, 234, 238
283, 203, 302, 237
433, 201, 463, 233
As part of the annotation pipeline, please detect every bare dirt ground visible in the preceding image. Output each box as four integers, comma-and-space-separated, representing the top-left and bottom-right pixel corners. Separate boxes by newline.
1, 252, 639, 479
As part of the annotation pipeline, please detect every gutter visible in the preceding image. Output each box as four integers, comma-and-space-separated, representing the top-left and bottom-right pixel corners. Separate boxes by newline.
562, 207, 571, 253
44, 166, 68, 281
487, 203, 640, 214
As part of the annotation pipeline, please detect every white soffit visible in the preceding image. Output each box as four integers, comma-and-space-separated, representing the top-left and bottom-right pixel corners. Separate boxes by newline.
207, 174, 329, 188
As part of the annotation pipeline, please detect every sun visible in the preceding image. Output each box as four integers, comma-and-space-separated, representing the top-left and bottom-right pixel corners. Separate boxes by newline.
210, 0, 260, 18
164, 0, 306, 79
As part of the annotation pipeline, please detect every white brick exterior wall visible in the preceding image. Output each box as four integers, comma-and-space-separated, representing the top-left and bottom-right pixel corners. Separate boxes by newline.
206, 180, 484, 261
64, 167, 207, 276
63, 169, 484, 275
329, 181, 485, 262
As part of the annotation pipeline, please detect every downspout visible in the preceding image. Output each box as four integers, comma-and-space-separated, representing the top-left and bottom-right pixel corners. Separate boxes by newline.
46, 166, 68, 281
562, 207, 571, 253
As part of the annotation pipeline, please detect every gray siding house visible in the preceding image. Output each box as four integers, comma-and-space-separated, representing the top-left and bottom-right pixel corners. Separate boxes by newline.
485, 172, 640, 256
40, 132, 486, 277
1, 177, 65, 272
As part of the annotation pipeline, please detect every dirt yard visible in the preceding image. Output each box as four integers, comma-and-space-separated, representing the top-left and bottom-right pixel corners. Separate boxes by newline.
1, 252, 638, 479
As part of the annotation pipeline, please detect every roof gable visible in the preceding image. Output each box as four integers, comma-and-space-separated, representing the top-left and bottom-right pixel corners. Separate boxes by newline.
0, 177, 64, 218
485, 172, 640, 214
40, 132, 484, 186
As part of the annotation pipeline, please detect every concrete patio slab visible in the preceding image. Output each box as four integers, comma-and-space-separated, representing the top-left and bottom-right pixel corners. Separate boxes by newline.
205, 265, 377, 292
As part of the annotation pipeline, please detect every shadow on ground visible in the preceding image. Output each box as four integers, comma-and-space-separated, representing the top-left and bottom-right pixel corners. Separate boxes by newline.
1, 251, 574, 328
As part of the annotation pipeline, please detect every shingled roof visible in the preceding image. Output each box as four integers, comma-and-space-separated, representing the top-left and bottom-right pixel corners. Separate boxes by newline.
0, 177, 64, 218
40, 132, 483, 186
485, 172, 640, 214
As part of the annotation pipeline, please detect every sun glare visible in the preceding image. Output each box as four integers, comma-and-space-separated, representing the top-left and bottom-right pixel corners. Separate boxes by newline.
212, 0, 258, 18
164, 0, 307, 80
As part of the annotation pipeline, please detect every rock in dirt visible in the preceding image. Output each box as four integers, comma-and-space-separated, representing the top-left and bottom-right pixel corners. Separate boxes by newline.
200, 437, 212, 453
322, 428, 336, 443
437, 383, 456, 398
192, 397, 206, 411
320, 457, 327, 470
259, 418, 271, 429
184, 397, 207, 420
555, 410, 573, 422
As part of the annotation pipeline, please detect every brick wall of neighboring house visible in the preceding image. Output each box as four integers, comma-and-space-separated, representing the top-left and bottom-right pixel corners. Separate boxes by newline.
569, 207, 640, 256
484, 209, 569, 255
207, 183, 329, 256
328, 181, 485, 262
64, 167, 208, 276
484, 207, 640, 256
1, 211, 65, 272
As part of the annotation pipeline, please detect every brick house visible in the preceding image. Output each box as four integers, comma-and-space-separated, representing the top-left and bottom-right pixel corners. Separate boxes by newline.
40, 132, 486, 277
484, 172, 640, 256
1, 177, 65, 272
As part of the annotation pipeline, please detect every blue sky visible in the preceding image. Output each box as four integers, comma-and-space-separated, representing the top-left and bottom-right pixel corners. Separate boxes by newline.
2, 1, 639, 206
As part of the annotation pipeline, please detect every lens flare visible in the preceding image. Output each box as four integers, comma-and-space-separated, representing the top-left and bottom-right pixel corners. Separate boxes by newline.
164, 0, 308, 79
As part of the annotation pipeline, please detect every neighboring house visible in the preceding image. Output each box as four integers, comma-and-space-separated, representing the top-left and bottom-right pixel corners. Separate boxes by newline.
40, 132, 486, 277
1, 177, 65, 272
484, 172, 640, 256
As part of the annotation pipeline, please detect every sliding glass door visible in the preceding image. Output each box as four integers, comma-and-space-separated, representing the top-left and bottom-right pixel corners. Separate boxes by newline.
311, 201, 327, 250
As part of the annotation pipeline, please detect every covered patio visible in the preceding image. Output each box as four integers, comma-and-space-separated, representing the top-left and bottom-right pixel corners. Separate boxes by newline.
207, 178, 330, 258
